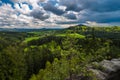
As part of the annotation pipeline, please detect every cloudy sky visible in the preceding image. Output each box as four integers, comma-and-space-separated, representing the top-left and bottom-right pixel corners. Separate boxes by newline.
0, 0, 120, 28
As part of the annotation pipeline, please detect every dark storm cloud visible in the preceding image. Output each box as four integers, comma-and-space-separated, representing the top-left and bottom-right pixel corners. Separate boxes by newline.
78, 10, 120, 23
59, 0, 82, 12
63, 12, 77, 20
30, 8, 50, 21
43, 3, 65, 15
80, 0, 120, 12
59, 0, 120, 12
58, 0, 120, 24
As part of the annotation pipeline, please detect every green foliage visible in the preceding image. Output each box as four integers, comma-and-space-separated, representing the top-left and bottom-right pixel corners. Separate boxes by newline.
29, 36, 93, 80
0, 46, 27, 80
0, 26, 120, 80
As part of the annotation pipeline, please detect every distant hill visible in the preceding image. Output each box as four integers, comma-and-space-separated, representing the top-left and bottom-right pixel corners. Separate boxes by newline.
0, 28, 63, 32
67, 24, 88, 30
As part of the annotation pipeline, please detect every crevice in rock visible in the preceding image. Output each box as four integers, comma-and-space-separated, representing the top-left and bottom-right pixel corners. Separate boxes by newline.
107, 70, 120, 80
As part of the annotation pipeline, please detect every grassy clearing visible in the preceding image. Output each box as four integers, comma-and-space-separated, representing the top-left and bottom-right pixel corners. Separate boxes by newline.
23, 33, 85, 43
24, 37, 40, 43
56, 33, 85, 39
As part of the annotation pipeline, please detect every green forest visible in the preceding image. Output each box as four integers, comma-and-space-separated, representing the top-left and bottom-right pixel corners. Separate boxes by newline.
0, 25, 120, 80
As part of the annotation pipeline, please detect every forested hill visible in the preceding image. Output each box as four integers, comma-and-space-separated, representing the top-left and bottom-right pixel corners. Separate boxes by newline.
0, 26, 120, 80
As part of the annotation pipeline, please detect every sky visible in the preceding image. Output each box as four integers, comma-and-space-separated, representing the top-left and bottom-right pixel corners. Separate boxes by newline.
0, 0, 120, 28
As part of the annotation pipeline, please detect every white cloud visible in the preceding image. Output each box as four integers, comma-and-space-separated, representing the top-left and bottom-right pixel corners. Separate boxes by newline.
57, 5, 66, 11
14, 3, 31, 14
11, 0, 46, 8
0, 4, 15, 17
84, 21, 109, 27
0, 3, 71, 28
0, 4, 32, 28
11, 0, 46, 3
0, 0, 120, 29
0, 1, 80, 28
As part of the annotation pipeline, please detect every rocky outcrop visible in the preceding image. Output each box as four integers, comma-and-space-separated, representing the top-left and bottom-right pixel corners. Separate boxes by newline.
66, 58, 120, 80
91, 58, 120, 80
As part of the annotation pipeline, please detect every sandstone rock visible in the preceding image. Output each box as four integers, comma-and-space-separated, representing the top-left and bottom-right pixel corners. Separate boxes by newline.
90, 69, 107, 80
65, 58, 120, 80
93, 58, 120, 80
